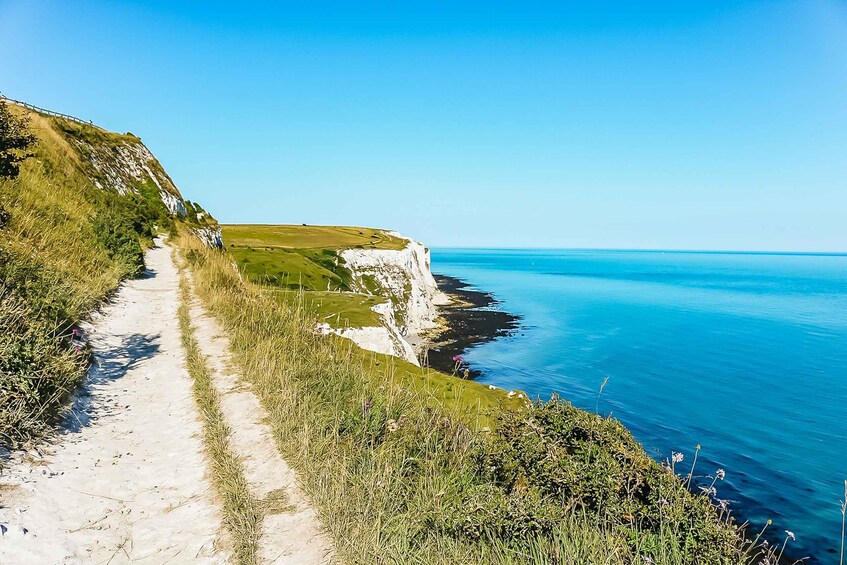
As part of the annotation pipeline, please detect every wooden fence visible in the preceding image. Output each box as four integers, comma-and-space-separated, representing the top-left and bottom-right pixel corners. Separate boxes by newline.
0, 93, 103, 129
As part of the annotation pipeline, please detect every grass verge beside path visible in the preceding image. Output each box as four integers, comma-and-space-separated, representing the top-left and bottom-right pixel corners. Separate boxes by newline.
177, 263, 260, 565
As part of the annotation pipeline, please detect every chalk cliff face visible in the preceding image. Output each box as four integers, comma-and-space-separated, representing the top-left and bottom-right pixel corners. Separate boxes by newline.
324, 234, 448, 365
192, 226, 224, 249
75, 137, 188, 217
68, 127, 222, 248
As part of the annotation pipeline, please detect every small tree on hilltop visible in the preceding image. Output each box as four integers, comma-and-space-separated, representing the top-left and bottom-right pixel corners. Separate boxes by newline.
0, 100, 37, 179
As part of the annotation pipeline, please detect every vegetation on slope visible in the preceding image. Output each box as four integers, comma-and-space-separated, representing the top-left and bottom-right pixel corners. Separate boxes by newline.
178, 269, 260, 564
181, 233, 766, 564
223, 224, 407, 329
0, 101, 185, 446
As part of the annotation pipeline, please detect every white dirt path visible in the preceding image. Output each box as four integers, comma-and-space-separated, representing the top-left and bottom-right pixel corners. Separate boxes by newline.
0, 240, 226, 564
184, 272, 335, 564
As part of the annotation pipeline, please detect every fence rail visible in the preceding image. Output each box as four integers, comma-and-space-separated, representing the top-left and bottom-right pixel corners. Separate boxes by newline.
0, 93, 103, 130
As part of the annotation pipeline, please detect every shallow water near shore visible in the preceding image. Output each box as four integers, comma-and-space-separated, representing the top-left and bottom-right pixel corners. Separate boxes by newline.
431, 248, 847, 562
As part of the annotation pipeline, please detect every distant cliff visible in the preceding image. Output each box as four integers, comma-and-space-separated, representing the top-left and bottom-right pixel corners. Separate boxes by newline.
333, 235, 448, 364
221, 225, 446, 365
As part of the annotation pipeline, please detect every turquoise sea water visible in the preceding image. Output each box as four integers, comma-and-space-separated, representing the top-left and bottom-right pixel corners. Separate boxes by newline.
430, 249, 847, 562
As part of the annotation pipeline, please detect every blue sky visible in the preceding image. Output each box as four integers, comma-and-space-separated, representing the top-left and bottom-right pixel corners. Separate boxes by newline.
1, 1, 846, 251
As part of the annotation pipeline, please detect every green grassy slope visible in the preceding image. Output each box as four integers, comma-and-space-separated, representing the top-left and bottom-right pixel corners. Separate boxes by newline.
224, 224, 405, 329
219, 223, 521, 420
0, 103, 192, 446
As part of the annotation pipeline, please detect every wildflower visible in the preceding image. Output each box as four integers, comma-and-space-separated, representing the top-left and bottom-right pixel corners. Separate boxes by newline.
716, 468, 726, 480
672, 452, 684, 464
785, 530, 795, 541
659, 498, 669, 506
362, 401, 373, 410
452, 355, 463, 363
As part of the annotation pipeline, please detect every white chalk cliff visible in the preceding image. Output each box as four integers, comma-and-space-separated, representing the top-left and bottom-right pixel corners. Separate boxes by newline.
73, 133, 223, 249
76, 138, 188, 216
320, 233, 448, 365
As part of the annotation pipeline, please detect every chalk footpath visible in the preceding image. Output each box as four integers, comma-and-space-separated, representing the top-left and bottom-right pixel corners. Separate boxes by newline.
0, 241, 225, 563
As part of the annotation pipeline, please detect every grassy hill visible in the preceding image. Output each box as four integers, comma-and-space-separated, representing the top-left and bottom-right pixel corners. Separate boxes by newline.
223, 224, 409, 329
223, 224, 407, 251
220, 223, 522, 421
0, 101, 201, 446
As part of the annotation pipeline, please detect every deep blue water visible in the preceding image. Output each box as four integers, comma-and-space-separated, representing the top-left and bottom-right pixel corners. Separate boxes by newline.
430, 249, 847, 562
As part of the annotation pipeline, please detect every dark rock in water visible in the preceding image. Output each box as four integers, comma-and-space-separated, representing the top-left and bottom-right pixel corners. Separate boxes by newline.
422, 274, 520, 379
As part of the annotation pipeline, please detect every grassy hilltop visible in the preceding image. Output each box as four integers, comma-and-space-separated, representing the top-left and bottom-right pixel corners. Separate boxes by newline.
221, 223, 524, 423
224, 224, 409, 328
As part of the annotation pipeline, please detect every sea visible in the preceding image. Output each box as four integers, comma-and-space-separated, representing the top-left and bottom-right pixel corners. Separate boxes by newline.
430, 248, 847, 562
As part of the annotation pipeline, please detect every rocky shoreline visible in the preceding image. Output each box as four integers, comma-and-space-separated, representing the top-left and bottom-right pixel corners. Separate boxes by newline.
420, 274, 520, 378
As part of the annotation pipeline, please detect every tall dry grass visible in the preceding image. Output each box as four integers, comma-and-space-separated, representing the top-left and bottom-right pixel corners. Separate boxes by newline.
0, 110, 130, 445
177, 268, 260, 564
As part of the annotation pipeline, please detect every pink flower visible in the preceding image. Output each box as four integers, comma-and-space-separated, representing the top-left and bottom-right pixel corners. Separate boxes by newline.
452, 355, 463, 363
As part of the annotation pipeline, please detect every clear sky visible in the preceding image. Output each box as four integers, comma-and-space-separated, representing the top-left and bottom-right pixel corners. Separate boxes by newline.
1, 1, 845, 251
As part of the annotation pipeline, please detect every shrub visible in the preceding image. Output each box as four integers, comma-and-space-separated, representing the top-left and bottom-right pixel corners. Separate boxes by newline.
0, 286, 86, 445
92, 207, 145, 276
0, 100, 37, 179
467, 396, 746, 562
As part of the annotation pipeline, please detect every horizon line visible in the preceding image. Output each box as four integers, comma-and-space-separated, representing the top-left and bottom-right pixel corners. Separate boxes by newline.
428, 246, 847, 256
